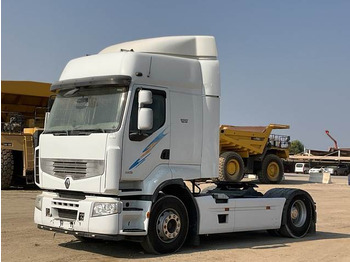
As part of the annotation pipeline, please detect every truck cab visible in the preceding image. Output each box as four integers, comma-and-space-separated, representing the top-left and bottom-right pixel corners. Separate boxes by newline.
37, 36, 219, 193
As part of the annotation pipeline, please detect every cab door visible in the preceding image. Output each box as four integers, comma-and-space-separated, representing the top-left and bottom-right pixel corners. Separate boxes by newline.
121, 86, 170, 181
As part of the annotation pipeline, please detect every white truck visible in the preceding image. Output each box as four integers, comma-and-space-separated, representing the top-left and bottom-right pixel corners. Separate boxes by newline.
34, 36, 316, 254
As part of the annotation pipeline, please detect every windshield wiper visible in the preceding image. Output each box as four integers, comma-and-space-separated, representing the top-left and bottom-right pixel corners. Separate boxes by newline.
71, 128, 106, 134
44, 130, 69, 136
44, 128, 107, 136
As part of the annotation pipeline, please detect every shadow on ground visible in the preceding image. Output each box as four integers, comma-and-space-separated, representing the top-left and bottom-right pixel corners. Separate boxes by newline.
58, 230, 350, 259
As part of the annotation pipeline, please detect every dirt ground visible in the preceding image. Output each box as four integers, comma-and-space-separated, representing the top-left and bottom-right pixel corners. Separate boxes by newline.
1, 174, 350, 262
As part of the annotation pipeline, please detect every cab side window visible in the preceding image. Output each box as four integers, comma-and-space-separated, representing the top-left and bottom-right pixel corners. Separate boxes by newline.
129, 89, 166, 141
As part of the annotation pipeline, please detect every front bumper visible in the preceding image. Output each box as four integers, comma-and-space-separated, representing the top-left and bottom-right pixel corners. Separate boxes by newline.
37, 224, 126, 241
34, 191, 151, 239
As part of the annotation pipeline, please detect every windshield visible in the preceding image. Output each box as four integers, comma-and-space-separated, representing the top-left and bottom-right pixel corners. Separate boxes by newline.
45, 85, 127, 134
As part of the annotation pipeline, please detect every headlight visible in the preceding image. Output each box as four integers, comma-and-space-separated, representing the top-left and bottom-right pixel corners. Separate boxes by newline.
92, 202, 122, 217
35, 195, 43, 211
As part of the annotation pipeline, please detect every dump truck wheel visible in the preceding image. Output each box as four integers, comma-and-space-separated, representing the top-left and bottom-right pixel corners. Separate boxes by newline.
141, 195, 189, 254
1, 149, 14, 189
257, 154, 283, 184
219, 152, 244, 182
264, 188, 315, 238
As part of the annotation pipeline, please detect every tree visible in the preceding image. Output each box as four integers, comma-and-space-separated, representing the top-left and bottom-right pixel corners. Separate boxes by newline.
290, 140, 304, 155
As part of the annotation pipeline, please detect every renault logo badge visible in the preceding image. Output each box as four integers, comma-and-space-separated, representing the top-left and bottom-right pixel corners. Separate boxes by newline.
64, 177, 71, 189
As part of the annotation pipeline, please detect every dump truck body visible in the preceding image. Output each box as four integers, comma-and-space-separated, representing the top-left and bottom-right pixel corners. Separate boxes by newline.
1, 81, 52, 188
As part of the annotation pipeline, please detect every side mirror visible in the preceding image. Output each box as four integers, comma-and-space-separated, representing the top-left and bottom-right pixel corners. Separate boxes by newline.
138, 90, 152, 107
137, 90, 153, 131
138, 108, 153, 130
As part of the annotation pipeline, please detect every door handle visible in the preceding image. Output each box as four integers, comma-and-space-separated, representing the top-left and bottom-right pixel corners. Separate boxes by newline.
161, 149, 170, 160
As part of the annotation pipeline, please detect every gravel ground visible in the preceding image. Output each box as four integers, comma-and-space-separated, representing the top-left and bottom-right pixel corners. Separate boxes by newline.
1, 173, 350, 262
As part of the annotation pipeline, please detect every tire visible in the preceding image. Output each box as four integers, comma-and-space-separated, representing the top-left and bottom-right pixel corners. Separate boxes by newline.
264, 188, 315, 238
218, 152, 244, 182
1, 149, 14, 189
141, 195, 189, 254
257, 154, 283, 184
333, 171, 338, 176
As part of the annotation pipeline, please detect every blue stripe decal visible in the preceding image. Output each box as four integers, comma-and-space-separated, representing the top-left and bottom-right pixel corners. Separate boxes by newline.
129, 129, 168, 170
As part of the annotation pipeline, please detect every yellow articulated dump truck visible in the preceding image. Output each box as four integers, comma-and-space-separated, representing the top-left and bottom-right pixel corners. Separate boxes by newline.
219, 124, 290, 184
1, 81, 53, 189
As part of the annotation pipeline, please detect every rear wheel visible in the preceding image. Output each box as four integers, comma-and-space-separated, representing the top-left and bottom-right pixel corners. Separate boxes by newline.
280, 196, 312, 238
257, 154, 283, 184
218, 152, 244, 182
1, 149, 14, 189
264, 188, 315, 238
141, 195, 189, 254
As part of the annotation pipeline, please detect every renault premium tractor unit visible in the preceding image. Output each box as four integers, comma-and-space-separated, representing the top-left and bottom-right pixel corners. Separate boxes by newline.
34, 36, 316, 254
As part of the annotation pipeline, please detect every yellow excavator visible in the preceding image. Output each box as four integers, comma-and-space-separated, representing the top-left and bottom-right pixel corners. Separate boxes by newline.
1, 81, 53, 189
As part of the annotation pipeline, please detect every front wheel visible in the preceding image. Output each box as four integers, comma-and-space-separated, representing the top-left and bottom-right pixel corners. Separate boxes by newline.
141, 195, 189, 254
218, 152, 245, 182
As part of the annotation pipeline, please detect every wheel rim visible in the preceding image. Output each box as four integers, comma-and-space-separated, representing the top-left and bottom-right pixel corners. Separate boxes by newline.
267, 162, 280, 179
290, 200, 307, 227
227, 159, 240, 176
156, 208, 181, 243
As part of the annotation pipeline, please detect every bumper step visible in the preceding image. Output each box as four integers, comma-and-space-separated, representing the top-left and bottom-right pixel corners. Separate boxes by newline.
122, 229, 146, 233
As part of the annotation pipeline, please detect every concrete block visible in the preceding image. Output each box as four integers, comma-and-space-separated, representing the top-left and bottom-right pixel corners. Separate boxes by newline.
309, 172, 332, 184
247, 174, 257, 179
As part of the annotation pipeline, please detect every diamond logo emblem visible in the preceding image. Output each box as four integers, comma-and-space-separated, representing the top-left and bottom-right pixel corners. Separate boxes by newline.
64, 177, 71, 189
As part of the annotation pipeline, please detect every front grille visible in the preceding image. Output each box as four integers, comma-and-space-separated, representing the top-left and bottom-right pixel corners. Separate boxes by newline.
57, 209, 78, 220
53, 160, 87, 179
41, 158, 104, 180
58, 191, 86, 200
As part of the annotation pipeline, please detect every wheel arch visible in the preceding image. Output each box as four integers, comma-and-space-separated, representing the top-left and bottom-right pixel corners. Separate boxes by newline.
151, 179, 200, 241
